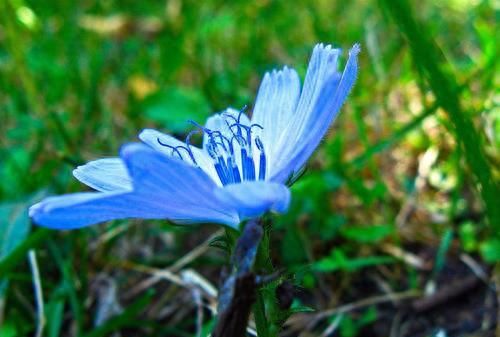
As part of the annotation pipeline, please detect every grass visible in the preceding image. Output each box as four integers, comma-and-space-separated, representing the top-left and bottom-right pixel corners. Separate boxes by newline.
0, 0, 498, 336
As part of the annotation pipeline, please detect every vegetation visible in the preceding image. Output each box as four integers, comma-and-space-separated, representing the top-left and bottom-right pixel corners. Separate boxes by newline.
0, 0, 498, 336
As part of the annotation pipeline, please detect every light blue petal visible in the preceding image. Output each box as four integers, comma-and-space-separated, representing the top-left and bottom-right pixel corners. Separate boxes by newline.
30, 143, 240, 229
251, 67, 301, 172
214, 181, 290, 220
138, 128, 220, 185
30, 191, 171, 229
73, 158, 132, 192
270, 44, 360, 183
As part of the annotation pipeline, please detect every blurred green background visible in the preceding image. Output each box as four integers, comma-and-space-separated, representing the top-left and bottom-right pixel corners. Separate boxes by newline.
0, 0, 498, 336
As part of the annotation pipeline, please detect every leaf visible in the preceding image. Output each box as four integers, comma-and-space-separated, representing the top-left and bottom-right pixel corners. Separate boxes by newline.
0, 199, 32, 296
458, 221, 478, 252
479, 239, 500, 263
314, 249, 394, 273
0, 321, 17, 337
433, 229, 453, 277
0, 228, 50, 275
142, 87, 211, 133
0, 202, 31, 260
288, 303, 315, 314
340, 224, 394, 243
46, 299, 65, 337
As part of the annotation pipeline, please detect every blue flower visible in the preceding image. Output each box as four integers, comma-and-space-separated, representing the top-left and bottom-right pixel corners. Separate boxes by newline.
30, 43, 360, 230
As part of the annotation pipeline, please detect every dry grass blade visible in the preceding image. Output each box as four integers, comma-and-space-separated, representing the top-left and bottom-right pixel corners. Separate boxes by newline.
28, 250, 45, 337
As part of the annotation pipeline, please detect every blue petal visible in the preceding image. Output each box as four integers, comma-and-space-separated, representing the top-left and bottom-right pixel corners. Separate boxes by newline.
139, 128, 220, 185
251, 67, 301, 177
30, 143, 240, 229
73, 158, 132, 192
214, 181, 290, 220
270, 44, 360, 183
30, 191, 170, 229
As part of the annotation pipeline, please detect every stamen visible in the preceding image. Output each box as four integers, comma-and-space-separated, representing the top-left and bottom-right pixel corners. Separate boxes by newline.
187, 112, 266, 185
188, 120, 208, 132
250, 123, 264, 131
156, 137, 199, 166
231, 161, 242, 183
207, 141, 234, 185
157, 138, 184, 160
229, 123, 252, 145
184, 130, 201, 165
223, 105, 247, 124
255, 137, 266, 181
189, 120, 232, 153
211, 131, 232, 152
240, 147, 255, 181
230, 134, 246, 148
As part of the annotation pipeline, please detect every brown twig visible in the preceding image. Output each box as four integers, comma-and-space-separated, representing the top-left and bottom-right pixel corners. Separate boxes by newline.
411, 275, 480, 312
212, 273, 257, 337
284, 290, 420, 334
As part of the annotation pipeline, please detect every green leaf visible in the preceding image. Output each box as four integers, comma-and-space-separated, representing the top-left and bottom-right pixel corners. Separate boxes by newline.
339, 314, 356, 337
340, 224, 394, 243
289, 303, 315, 314
0, 321, 17, 337
142, 87, 211, 133
479, 239, 500, 263
458, 221, 478, 252
314, 249, 394, 273
46, 299, 65, 337
0, 199, 32, 295
433, 229, 453, 277
0, 228, 50, 275
0, 202, 31, 261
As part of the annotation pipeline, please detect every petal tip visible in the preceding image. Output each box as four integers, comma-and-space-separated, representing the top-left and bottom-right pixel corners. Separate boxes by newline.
119, 142, 149, 159
350, 43, 361, 56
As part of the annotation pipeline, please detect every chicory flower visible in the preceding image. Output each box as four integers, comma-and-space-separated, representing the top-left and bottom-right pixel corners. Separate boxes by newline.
30, 43, 360, 230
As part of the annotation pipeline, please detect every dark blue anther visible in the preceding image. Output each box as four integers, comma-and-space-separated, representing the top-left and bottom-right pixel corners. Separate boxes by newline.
255, 137, 266, 181
240, 148, 248, 180
207, 142, 229, 185
240, 148, 256, 181
246, 155, 255, 180
214, 162, 229, 185
258, 154, 266, 180
232, 164, 242, 183
219, 157, 232, 184
225, 158, 235, 184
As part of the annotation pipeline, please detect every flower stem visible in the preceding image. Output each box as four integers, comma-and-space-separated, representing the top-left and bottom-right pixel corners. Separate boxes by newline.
252, 220, 278, 337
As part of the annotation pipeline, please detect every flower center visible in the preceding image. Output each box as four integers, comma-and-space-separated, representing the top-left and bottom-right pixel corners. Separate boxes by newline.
157, 112, 267, 186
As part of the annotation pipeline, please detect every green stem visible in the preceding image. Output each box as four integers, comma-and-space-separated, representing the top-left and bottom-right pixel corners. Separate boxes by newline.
253, 290, 270, 337
252, 221, 278, 337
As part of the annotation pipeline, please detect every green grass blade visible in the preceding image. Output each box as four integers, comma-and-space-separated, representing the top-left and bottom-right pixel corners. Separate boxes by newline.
379, 0, 500, 230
